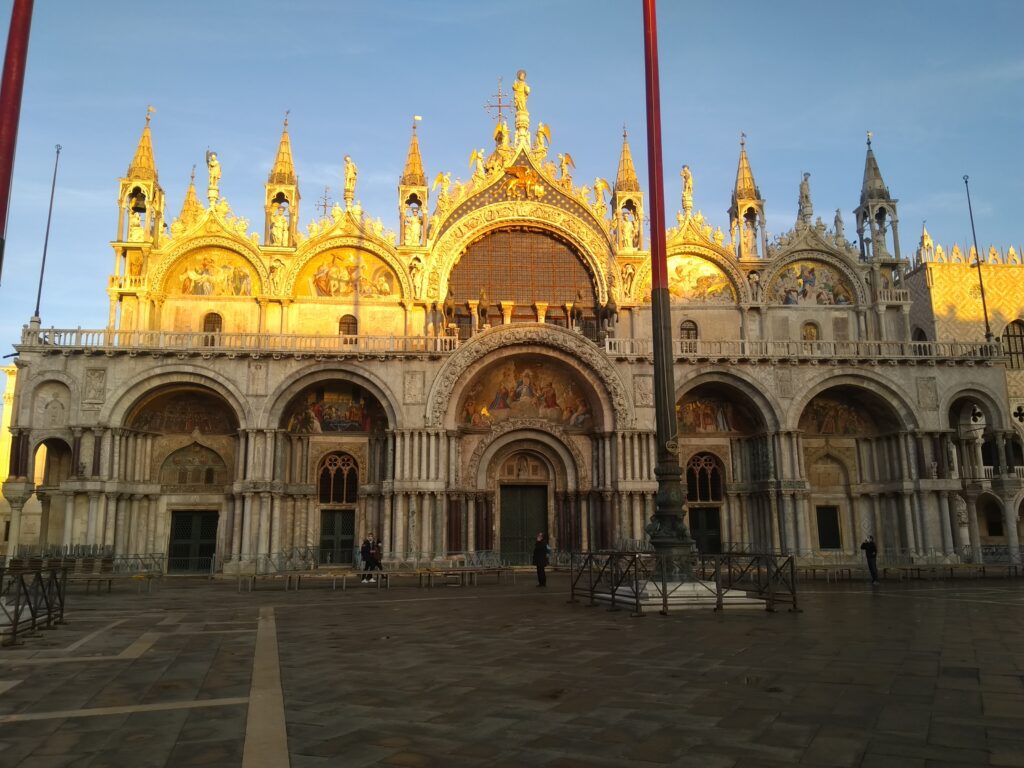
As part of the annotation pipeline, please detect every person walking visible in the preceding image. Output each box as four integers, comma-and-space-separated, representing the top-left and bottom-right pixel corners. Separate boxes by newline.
532, 532, 549, 587
860, 535, 879, 585
360, 533, 382, 583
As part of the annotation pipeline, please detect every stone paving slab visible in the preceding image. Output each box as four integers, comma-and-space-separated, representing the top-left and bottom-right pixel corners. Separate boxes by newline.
0, 576, 1022, 765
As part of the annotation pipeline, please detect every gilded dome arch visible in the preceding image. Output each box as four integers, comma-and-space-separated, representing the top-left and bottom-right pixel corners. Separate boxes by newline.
431, 201, 614, 306
285, 235, 410, 300
633, 242, 748, 304
152, 234, 268, 296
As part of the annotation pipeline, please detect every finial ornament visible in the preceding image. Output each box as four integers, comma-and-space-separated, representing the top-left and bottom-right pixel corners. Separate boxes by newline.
145, 105, 155, 126
412, 114, 422, 132
190, 164, 196, 184
283, 110, 290, 129
866, 130, 873, 147
740, 131, 746, 148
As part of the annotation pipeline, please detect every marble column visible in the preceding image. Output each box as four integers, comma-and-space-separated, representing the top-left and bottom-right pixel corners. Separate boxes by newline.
467, 494, 477, 553
965, 496, 983, 563
63, 493, 76, 547
937, 491, 954, 555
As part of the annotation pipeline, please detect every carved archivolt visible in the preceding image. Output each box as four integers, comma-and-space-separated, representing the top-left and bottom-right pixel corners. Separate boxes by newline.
425, 324, 634, 429
151, 234, 268, 294
283, 234, 411, 300
466, 419, 590, 491
430, 201, 613, 305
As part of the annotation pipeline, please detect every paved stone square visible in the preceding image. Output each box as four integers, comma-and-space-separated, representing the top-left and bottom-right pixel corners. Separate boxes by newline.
0, 575, 1023, 767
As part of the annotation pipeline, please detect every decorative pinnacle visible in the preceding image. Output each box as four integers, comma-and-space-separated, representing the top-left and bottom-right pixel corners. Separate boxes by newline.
866, 130, 873, 147
190, 164, 196, 183
740, 131, 746, 148
145, 104, 155, 126
284, 110, 289, 129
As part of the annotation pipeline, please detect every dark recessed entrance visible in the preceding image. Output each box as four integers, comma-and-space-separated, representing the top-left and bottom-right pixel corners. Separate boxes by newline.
319, 510, 355, 565
500, 484, 547, 565
168, 511, 218, 572
688, 507, 721, 554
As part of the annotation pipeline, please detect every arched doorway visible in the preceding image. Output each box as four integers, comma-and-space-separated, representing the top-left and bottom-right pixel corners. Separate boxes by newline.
160, 443, 228, 572
497, 451, 550, 564
33, 438, 72, 549
317, 452, 359, 564
677, 381, 772, 552
799, 385, 907, 557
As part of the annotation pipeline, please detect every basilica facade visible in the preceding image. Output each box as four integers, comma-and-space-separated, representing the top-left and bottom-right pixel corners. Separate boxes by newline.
2, 74, 1022, 571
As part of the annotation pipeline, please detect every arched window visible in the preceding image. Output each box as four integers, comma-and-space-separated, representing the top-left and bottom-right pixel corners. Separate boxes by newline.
319, 453, 358, 504
339, 314, 358, 338
1001, 320, 1024, 369
679, 320, 699, 339
686, 453, 724, 503
202, 313, 222, 346
801, 322, 819, 342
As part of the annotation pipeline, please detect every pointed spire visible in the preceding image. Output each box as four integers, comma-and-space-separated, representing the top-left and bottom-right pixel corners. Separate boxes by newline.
401, 116, 426, 187
127, 105, 158, 181
615, 127, 640, 193
177, 165, 204, 226
268, 112, 296, 186
860, 130, 890, 203
734, 132, 760, 200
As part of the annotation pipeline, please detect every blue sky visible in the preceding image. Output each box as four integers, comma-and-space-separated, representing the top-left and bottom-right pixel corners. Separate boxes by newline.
0, 0, 1020, 350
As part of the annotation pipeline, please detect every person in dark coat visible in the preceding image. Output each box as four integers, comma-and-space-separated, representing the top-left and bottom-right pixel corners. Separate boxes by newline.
860, 535, 879, 585
532, 532, 549, 587
360, 533, 382, 583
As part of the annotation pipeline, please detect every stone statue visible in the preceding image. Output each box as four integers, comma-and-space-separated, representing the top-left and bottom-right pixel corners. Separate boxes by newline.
270, 204, 289, 246
747, 270, 762, 301
834, 208, 844, 240
681, 164, 693, 215
742, 219, 757, 256
206, 150, 221, 203
343, 155, 358, 208
798, 172, 812, 224
442, 288, 456, 328
404, 205, 421, 246
620, 210, 637, 250
558, 152, 575, 182
128, 211, 144, 242
512, 69, 530, 114
408, 257, 423, 296
621, 263, 636, 295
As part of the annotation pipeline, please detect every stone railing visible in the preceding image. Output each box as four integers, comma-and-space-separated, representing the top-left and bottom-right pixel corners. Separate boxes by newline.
877, 288, 912, 303
605, 336, 1002, 363
17, 327, 460, 356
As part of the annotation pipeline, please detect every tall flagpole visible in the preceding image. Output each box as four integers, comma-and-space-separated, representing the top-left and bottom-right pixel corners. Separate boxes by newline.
642, 0, 694, 576
32, 144, 60, 322
962, 175, 993, 344
0, 0, 34, 285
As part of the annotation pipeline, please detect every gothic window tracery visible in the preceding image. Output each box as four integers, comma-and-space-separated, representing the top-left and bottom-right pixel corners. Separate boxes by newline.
319, 452, 358, 505
686, 453, 723, 503
1001, 320, 1024, 369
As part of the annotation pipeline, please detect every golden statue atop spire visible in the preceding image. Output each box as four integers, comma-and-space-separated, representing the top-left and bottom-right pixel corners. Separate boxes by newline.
512, 69, 530, 147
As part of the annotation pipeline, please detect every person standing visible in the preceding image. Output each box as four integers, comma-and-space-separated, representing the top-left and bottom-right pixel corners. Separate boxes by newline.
860, 535, 879, 585
360, 533, 382, 583
532, 532, 549, 587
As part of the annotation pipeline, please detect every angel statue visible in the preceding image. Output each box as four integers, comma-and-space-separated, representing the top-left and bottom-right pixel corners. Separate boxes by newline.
592, 178, 610, 217
557, 152, 575, 182
469, 148, 486, 178
432, 171, 451, 199
681, 164, 693, 216
534, 122, 551, 151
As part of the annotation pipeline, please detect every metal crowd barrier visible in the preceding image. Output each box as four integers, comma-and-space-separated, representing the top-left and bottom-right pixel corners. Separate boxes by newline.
568, 550, 798, 616
0, 567, 68, 646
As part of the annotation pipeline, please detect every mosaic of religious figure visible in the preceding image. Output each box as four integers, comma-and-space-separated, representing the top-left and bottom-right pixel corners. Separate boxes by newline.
129, 390, 237, 434
458, 356, 594, 430
167, 249, 257, 297
768, 260, 854, 306
295, 249, 397, 299
677, 395, 756, 434
666, 255, 735, 303
799, 396, 877, 436
285, 383, 386, 434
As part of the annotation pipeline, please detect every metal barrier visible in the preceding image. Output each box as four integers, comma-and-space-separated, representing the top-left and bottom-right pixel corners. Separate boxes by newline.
0, 567, 68, 645
568, 551, 798, 615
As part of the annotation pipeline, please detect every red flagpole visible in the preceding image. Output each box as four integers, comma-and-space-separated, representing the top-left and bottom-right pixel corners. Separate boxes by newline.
0, 0, 34, 285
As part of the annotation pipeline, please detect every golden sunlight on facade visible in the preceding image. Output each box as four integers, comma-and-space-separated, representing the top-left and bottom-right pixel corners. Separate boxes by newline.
2, 75, 1023, 571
